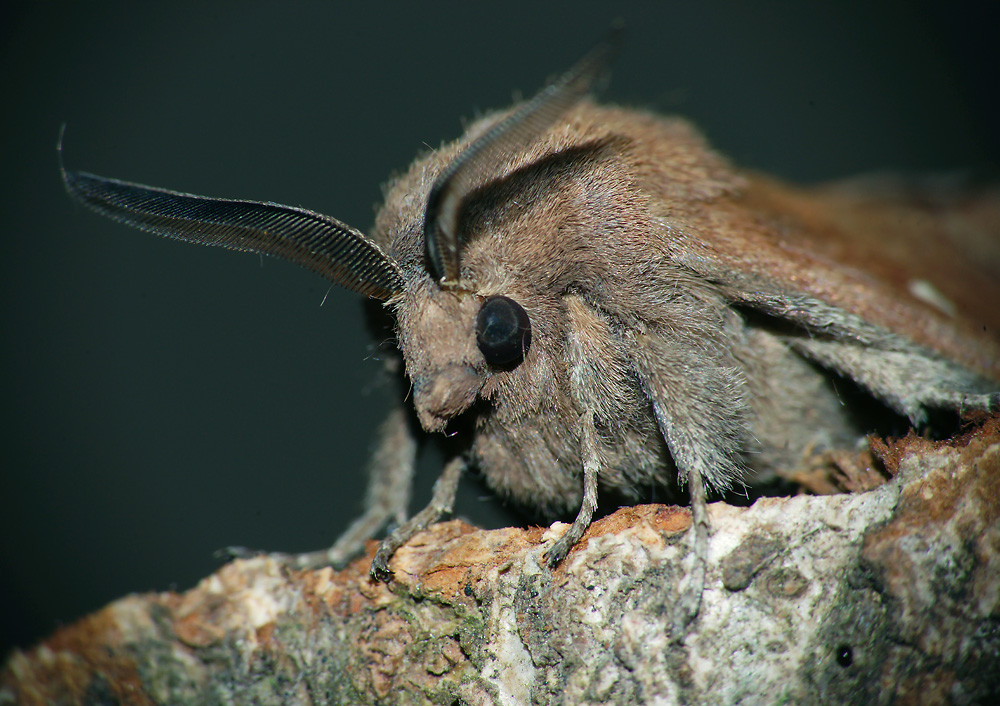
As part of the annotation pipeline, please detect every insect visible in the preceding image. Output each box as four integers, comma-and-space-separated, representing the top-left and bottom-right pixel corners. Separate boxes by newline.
62, 27, 1000, 630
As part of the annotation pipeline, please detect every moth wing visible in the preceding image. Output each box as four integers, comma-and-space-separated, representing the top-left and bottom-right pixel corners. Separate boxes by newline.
668, 174, 1000, 421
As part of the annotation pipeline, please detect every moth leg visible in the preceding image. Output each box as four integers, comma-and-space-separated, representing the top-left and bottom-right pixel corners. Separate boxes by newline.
789, 337, 998, 424
370, 454, 466, 581
544, 412, 600, 568
674, 459, 708, 636
627, 329, 748, 636
292, 404, 417, 570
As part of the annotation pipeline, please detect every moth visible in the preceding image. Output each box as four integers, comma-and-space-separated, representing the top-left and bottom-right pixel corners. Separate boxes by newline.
63, 28, 999, 629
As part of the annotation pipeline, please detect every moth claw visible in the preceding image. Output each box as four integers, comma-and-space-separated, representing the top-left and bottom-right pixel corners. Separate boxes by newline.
543, 542, 570, 569
370, 554, 394, 583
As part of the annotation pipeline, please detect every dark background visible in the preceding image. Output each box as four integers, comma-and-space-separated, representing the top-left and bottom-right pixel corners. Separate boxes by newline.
2, 2, 998, 656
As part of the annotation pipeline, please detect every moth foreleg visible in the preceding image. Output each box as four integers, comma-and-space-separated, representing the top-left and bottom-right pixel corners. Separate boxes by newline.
544, 411, 601, 568
370, 454, 466, 581
293, 404, 417, 570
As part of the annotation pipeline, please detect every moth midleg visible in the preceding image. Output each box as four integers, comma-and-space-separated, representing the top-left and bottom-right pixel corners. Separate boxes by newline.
673, 460, 708, 636
627, 328, 749, 634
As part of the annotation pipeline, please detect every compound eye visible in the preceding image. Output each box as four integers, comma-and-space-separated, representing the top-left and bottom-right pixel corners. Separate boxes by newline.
476, 295, 531, 368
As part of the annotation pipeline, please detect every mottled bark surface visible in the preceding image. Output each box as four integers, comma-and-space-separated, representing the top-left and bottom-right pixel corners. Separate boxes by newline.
3, 418, 999, 706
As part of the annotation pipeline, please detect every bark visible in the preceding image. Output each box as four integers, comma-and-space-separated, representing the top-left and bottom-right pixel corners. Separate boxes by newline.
3, 418, 999, 706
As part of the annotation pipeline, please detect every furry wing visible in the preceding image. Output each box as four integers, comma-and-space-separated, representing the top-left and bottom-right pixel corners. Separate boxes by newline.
671, 174, 1000, 383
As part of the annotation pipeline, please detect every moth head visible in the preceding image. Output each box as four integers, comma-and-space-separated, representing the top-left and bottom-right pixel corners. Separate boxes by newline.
61, 27, 620, 436
393, 283, 532, 433
388, 26, 619, 432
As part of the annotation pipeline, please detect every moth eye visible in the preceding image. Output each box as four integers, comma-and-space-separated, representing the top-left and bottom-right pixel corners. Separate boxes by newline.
476, 295, 531, 368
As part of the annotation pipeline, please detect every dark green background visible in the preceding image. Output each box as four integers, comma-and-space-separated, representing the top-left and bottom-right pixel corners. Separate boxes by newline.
3, 2, 998, 655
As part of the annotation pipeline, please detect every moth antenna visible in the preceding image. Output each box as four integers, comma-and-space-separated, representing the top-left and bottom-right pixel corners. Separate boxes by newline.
424, 22, 624, 286
61, 150, 405, 300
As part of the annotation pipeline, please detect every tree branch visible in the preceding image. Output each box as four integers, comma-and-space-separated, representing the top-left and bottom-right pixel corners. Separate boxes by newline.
4, 417, 998, 705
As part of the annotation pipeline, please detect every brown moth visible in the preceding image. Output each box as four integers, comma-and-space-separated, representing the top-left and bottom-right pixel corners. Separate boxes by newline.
62, 28, 1000, 630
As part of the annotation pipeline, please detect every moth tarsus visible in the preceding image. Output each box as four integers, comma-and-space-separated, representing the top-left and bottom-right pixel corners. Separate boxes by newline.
64, 27, 1000, 630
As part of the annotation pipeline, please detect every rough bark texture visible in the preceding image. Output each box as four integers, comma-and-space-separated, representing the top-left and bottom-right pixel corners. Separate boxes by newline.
3, 418, 999, 706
